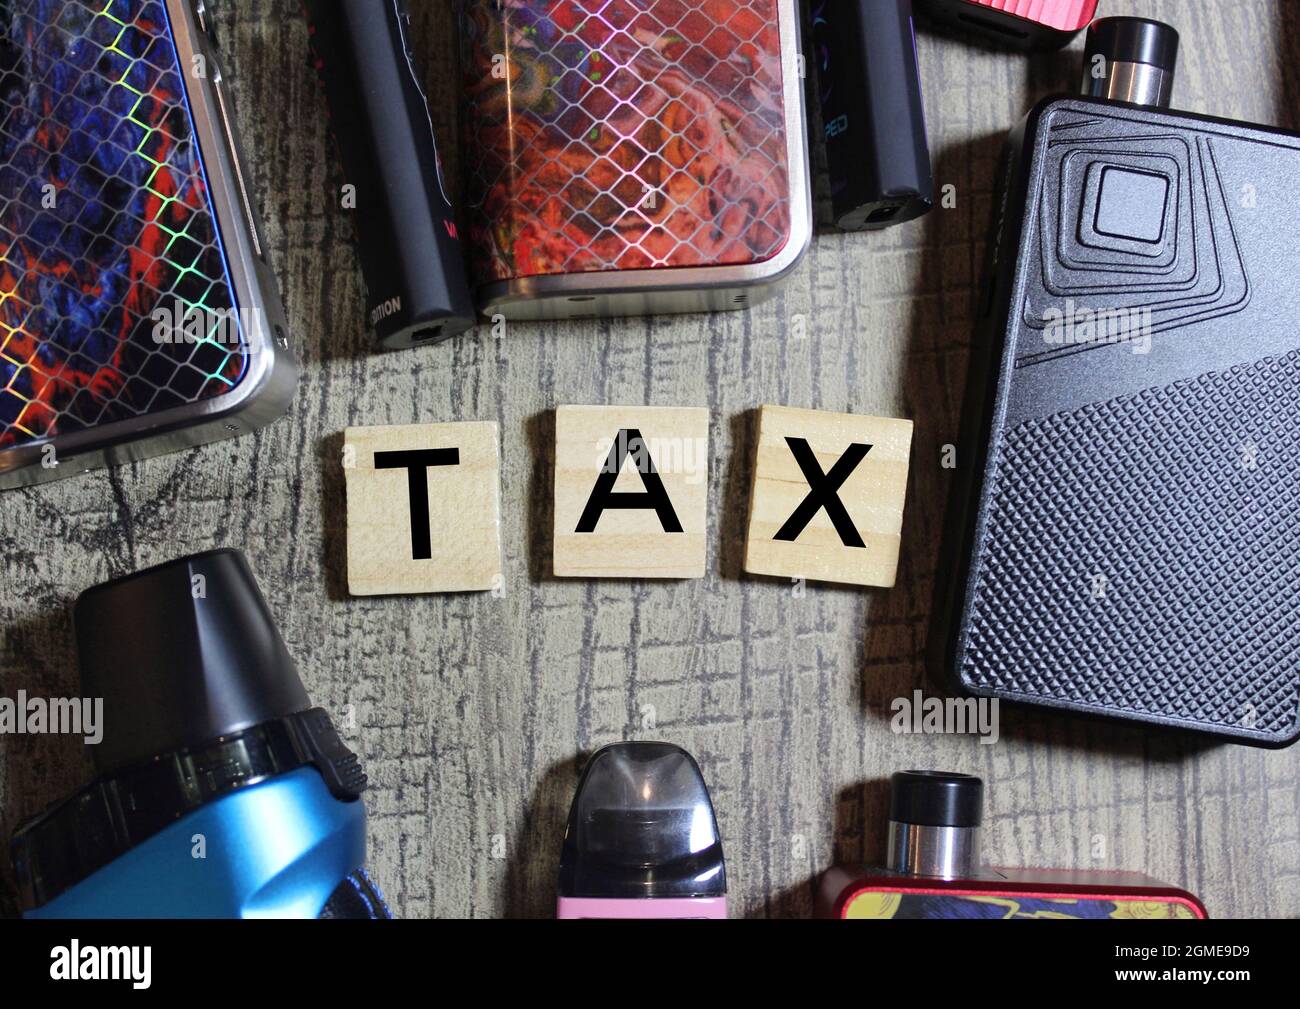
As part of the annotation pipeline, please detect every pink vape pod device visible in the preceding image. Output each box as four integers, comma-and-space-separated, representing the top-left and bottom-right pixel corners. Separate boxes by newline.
557, 742, 727, 919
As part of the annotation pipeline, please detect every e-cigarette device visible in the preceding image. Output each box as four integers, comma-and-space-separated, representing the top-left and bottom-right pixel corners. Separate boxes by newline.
459, 0, 811, 321
935, 18, 1300, 746
811, 0, 932, 230
818, 771, 1206, 919
304, 0, 476, 348
557, 742, 727, 918
916, 0, 1098, 50
0, 0, 295, 489
11, 549, 388, 919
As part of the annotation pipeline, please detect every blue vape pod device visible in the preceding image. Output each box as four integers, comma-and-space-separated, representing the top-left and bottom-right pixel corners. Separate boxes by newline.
10, 549, 389, 918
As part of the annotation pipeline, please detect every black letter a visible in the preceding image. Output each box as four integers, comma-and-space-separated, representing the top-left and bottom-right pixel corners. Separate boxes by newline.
575, 429, 683, 533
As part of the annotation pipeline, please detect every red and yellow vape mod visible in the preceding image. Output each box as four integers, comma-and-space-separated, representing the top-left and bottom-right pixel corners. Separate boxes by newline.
818, 771, 1207, 919
458, 0, 811, 321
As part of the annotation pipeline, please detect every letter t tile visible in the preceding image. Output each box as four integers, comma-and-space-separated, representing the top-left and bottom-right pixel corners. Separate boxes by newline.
344, 422, 502, 595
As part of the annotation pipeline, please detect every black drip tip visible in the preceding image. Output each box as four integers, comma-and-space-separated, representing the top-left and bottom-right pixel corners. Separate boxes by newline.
1086, 17, 1179, 74
889, 769, 984, 828
558, 741, 727, 900
74, 549, 311, 774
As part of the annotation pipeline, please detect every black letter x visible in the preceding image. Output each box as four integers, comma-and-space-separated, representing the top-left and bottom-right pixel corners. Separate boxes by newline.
374, 448, 460, 559
773, 437, 871, 547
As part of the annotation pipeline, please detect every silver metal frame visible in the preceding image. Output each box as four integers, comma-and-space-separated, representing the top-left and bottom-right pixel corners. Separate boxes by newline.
887, 821, 981, 880
1083, 59, 1175, 109
476, 0, 812, 322
0, 0, 296, 489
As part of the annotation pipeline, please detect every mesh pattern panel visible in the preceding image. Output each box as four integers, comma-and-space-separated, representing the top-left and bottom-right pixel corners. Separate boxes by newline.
964, 348, 1300, 740
0, 0, 245, 449
460, 0, 793, 284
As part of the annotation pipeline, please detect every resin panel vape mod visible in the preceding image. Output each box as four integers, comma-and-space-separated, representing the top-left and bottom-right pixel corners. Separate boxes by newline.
459, 0, 811, 321
557, 742, 727, 918
818, 771, 1206, 919
810, 0, 932, 230
11, 550, 386, 918
916, 0, 1097, 50
934, 18, 1300, 746
0, 0, 295, 488
304, 0, 476, 348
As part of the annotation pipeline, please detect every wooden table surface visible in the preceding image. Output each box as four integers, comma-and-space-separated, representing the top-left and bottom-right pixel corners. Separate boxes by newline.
2, 0, 1297, 918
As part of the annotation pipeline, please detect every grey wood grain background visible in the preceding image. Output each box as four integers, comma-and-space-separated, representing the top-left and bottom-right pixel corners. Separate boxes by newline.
2, 0, 1297, 918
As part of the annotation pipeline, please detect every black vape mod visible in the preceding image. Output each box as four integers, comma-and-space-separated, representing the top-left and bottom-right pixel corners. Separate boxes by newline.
935, 18, 1300, 746
0, 0, 295, 489
810, 0, 932, 229
916, 0, 1098, 51
304, 0, 475, 348
818, 771, 1206, 918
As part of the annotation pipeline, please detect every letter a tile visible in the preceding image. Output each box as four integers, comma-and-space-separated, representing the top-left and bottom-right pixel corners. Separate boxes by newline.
344, 422, 502, 595
553, 405, 709, 578
744, 405, 912, 587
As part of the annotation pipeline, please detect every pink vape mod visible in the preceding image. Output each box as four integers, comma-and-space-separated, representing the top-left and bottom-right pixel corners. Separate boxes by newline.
557, 742, 727, 919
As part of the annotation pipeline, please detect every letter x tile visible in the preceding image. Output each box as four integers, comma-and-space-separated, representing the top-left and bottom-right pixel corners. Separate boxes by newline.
344, 422, 502, 595
744, 405, 913, 587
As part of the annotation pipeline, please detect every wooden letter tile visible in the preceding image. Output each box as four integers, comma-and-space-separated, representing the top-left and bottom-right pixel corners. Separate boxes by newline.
344, 421, 502, 595
553, 405, 709, 578
744, 405, 912, 587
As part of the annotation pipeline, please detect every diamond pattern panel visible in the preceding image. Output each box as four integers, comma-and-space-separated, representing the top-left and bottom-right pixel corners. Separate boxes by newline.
964, 347, 1300, 740
460, 0, 793, 283
0, 0, 245, 449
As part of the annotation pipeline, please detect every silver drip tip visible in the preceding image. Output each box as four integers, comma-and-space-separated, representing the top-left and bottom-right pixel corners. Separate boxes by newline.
1081, 17, 1180, 110
884, 770, 983, 880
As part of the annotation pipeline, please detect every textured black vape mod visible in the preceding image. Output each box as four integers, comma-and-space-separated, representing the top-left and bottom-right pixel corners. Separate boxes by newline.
935, 18, 1300, 746
811, 0, 932, 229
304, 0, 475, 348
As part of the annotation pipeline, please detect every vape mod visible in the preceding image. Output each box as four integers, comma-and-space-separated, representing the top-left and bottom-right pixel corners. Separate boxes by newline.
303, 0, 476, 348
935, 17, 1300, 746
810, 0, 932, 230
0, 0, 295, 489
818, 771, 1206, 919
459, 0, 811, 321
557, 741, 727, 918
10, 549, 388, 919
916, 0, 1098, 50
